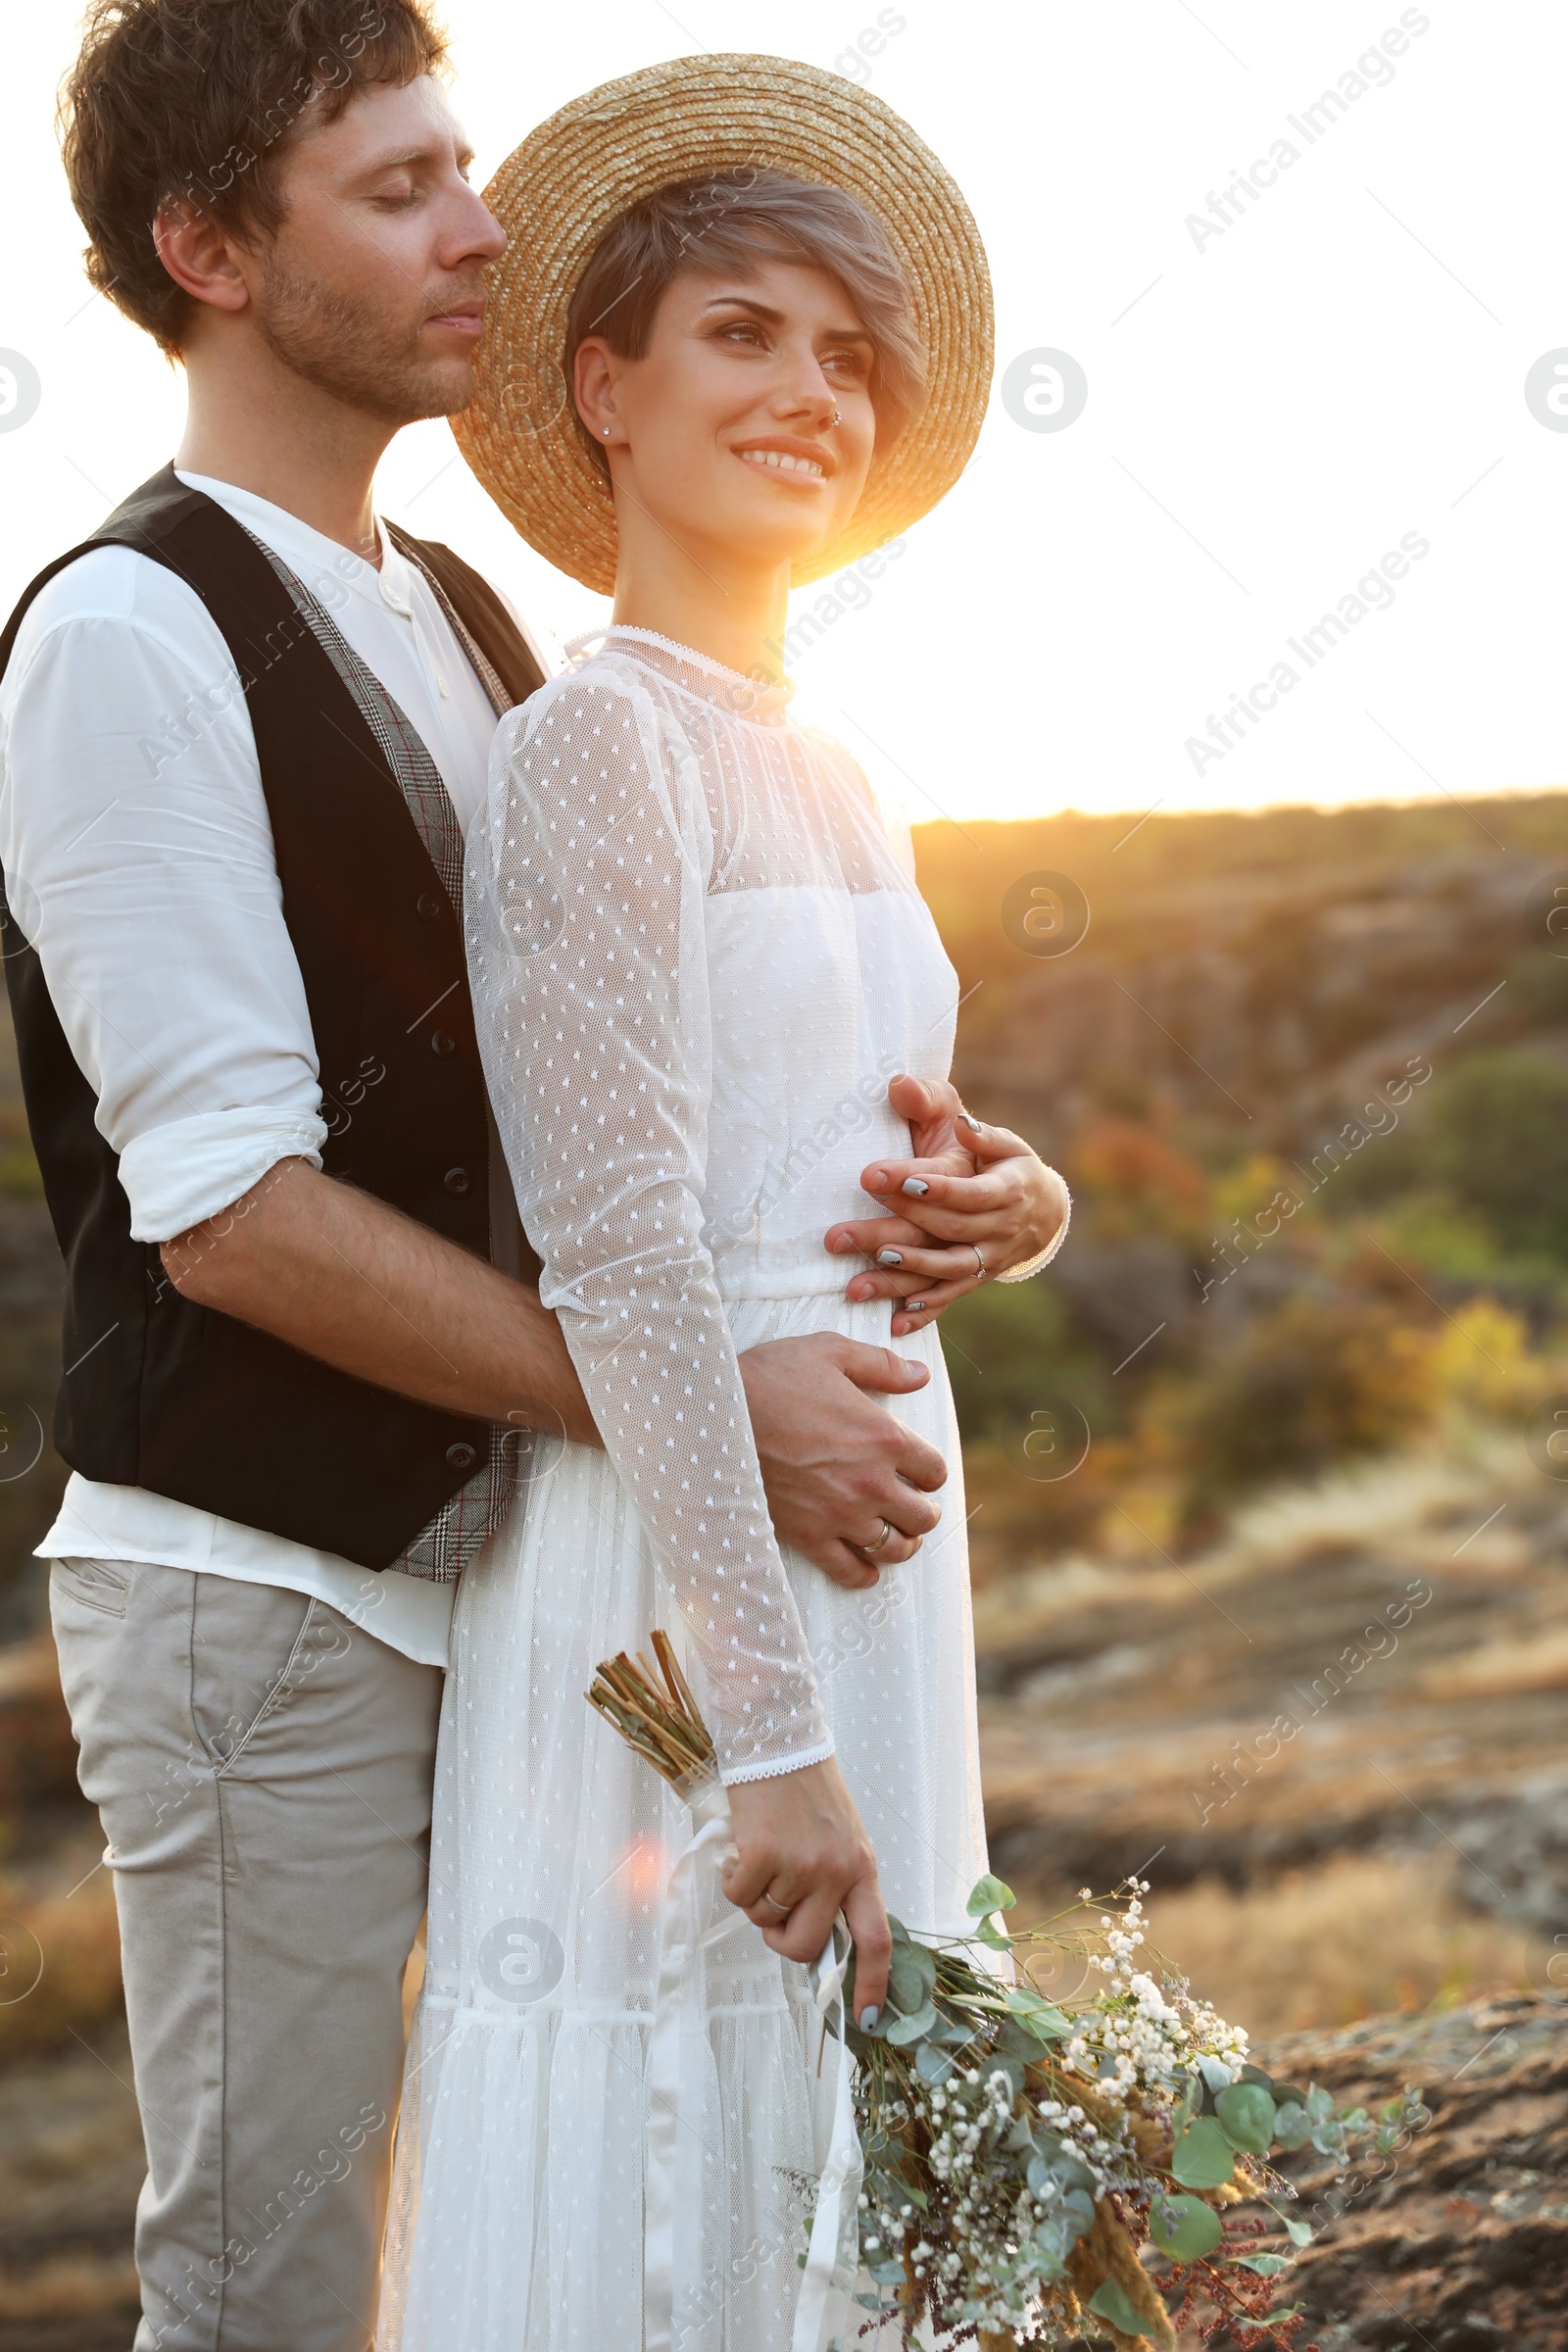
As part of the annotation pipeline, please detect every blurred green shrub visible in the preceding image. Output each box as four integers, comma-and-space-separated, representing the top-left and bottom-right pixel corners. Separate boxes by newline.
1155, 1298, 1435, 1519
1424, 1050, 1568, 1262
940, 1278, 1112, 1446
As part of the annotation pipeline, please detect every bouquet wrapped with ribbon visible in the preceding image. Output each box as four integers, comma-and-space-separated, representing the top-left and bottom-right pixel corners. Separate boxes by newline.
588, 1641, 1416, 2352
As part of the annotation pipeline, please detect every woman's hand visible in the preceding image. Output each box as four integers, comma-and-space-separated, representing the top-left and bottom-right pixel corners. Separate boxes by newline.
824, 1075, 1069, 1336
722, 1756, 891, 2027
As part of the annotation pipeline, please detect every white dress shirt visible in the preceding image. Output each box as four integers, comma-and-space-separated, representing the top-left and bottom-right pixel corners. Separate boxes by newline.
0, 471, 544, 1665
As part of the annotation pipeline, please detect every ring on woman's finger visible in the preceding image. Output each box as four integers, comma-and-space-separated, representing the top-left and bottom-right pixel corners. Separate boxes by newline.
760, 1889, 793, 1918
970, 1244, 986, 1279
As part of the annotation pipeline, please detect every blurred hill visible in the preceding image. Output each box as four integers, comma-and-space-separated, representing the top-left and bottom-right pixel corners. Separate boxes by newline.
914, 792, 1568, 1167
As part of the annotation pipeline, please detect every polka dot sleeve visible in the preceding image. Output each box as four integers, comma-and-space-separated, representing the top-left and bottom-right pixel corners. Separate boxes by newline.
465, 670, 833, 1785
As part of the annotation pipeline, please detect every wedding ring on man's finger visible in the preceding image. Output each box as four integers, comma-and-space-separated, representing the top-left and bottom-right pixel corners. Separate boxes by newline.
860, 1519, 897, 1556
760, 1890, 793, 1918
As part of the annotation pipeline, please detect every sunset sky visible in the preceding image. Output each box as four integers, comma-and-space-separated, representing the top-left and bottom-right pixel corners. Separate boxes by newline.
4, 0, 1563, 824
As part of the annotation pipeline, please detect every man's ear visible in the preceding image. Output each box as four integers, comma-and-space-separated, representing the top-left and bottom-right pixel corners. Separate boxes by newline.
152, 197, 254, 318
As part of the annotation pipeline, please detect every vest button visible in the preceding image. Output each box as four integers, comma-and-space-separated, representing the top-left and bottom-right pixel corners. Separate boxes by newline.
446, 1442, 478, 1473
443, 1166, 471, 1195
416, 893, 445, 923
431, 1032, 456, 1057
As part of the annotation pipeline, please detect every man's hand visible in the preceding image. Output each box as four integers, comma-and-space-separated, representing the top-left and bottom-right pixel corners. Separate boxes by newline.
825, 1075, 1069, 1336
739, 1333, 947, 1590
722, 1757, 891, 2027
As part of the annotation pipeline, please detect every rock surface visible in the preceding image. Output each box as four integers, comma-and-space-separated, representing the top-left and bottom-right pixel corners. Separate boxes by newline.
1219, 1992, 1568, 2352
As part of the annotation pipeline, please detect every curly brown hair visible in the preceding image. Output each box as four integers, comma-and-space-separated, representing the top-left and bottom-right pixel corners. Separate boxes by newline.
60, 0, 450, 357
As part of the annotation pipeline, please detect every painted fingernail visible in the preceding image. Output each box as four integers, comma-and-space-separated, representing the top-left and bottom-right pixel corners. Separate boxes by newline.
902, 1178, 929, 1198
906, 1300, 927, 1314
956, 1112, 984, 1133
876, 1249, 903, 1267
858, 2005, 879, 2032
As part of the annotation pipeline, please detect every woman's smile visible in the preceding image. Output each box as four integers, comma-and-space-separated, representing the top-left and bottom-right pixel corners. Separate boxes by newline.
731, 435, 835, 484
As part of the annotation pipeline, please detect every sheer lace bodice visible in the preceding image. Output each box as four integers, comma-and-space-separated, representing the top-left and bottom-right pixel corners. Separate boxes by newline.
465, 626, 959, 1784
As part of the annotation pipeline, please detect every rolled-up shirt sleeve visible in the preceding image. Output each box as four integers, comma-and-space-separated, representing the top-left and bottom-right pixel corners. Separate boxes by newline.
0, 550, 327, 1242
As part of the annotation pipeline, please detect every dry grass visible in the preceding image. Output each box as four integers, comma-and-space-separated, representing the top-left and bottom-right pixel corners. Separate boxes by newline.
0, 1867, 122, 2063
1422, 1624, 1568, 1699
0, 2254, 140, 2323
1134, 1851, 1533, 2038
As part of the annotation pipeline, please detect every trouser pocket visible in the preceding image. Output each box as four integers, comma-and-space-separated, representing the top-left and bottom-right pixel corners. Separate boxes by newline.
50, 1556, 130, 1617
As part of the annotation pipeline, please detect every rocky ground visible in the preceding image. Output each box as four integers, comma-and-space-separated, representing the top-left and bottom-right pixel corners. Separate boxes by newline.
0, 2032, 141, 2352
974, 1431, 1568, 2002
1222, 1992, 1568, 2352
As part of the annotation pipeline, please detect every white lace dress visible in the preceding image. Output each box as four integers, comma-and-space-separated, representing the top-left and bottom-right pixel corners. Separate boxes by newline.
377, 628, 991, 2352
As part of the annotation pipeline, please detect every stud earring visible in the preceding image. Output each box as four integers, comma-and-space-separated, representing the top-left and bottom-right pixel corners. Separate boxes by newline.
603, 425, 612, 437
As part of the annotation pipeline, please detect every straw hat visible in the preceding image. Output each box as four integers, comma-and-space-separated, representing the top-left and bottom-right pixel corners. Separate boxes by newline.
452, 53, 994, 592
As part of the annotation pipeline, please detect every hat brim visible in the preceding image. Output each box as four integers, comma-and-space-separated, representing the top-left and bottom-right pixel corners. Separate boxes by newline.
451, 53, 994, 593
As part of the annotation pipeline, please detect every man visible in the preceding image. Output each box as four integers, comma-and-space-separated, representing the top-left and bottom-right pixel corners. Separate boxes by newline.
0, 4, 1065, 2346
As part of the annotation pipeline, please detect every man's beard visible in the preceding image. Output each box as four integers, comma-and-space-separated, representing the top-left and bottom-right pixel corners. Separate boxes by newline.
252, 257, 478, 422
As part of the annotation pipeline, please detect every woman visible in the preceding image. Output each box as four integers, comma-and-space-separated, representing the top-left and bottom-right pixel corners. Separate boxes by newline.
379, 56, 1067, 2352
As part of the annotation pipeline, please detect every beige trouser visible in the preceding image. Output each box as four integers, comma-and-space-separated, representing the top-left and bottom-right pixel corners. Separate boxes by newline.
49, 1557, 443, 2352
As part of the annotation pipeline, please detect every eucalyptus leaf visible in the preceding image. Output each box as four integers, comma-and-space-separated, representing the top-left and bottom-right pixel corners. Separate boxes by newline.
1170, 2116, 1236, 2190
1270, 2101, 1312, 2151
1004, 1988, 1072, 2039
1059, 2187, 1096, 2243
997, 2018, 1052, 2066
886, 1958, 927, 2016
1149, 2193, 1223, 2261
885, 1913, 909, 1946
1233, 2254, 1291, 2277
884, 2001, 938, 2045
1196, 2054, 1236, 2097
1088, 2279, 1153, 2337
1282, 2219, 1313, 2248
966, 1873, 1016, 1917
975, 1918, 1012, 1949
1215, 2081, 1277, 2154
1272, 2081, 1308, 2107
1054, 2152, 1098, 2198
1029, 2214, 1074, 2278
914, 2042, 955, 2085
983, 2051, 1025, 2096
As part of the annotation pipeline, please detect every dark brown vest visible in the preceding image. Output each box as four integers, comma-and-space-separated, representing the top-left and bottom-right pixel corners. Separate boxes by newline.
1, 466, 544, 1568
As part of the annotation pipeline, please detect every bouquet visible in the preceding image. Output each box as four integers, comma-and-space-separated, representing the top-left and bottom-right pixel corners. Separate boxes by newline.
588, 1637, 1415, 2351
838, 1876, 1418, 2349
